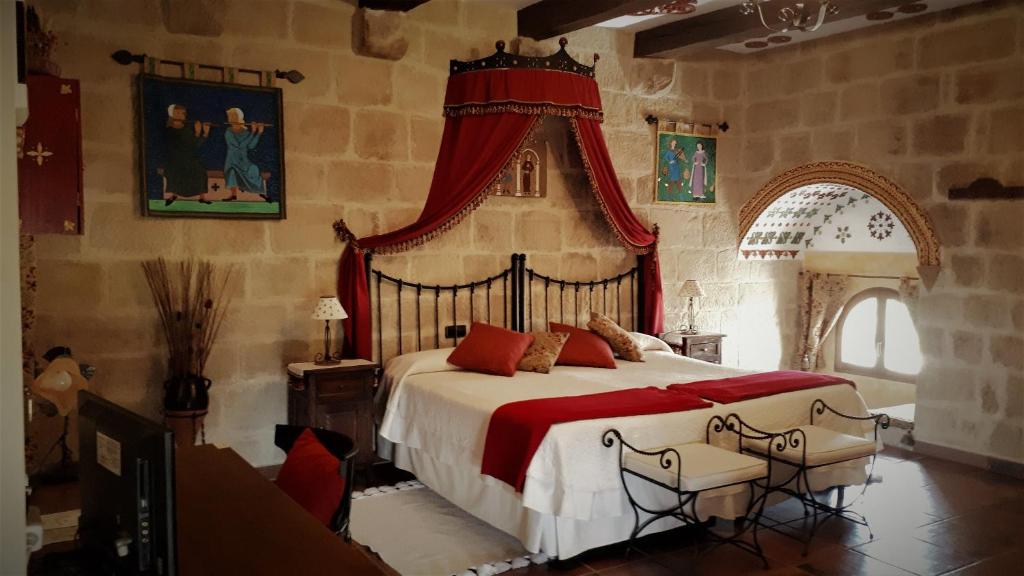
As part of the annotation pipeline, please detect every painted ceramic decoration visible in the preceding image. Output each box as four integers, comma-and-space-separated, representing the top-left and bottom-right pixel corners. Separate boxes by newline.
138, 74, 285, 219
653, 130, 716, 205
739, 183, 917, 260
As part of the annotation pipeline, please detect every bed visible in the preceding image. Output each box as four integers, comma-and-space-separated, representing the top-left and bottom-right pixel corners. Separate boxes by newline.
356, 253, 874, 558
376, 341, 874, 559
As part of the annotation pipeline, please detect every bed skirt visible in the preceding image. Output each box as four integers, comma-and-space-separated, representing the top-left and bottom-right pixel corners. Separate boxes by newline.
391, 443, 869, 559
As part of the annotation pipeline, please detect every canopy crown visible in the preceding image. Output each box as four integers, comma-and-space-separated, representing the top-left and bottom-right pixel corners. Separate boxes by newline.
449, 38, 599, 79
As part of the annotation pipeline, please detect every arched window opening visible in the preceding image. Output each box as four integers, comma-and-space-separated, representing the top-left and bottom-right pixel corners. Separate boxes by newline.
836, 288, 922, 383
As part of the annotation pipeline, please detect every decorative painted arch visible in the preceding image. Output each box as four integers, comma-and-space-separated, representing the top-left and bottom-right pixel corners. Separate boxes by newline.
739, 161, 942, 285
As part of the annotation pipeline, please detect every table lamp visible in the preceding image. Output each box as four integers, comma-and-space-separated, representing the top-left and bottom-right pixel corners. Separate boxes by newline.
29, 346, 94, 482
312, 296, 348, 365
679, 280, 705, 334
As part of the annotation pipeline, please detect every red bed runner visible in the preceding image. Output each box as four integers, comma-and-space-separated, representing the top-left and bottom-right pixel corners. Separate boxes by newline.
667, 371, 854, 404
481, 387, 712, 491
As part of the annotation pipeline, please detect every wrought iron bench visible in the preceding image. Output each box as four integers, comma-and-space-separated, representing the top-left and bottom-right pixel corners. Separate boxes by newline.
739, 399, 891, 555
602, 413, 787, 568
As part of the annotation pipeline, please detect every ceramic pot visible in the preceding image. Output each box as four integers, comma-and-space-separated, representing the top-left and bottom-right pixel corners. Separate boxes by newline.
164, 409, 207, 446
163, 374, 211, 412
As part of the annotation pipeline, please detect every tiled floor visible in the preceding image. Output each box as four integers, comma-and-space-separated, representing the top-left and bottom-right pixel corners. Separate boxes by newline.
471, 448, 1024, 576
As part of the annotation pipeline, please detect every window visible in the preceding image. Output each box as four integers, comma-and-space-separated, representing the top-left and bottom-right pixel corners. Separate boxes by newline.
835, 288, 922, 382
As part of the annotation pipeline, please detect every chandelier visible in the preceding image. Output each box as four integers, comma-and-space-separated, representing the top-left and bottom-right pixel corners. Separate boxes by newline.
739, 1, 840, 33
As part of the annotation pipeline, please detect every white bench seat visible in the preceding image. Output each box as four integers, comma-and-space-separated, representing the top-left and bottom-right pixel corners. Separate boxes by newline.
624, 442, 768, 492
744, 424, 876, 466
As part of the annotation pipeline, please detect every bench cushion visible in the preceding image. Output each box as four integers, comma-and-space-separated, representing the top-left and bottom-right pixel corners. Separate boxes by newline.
624, 442, 767, 492
745, 424, 876, 466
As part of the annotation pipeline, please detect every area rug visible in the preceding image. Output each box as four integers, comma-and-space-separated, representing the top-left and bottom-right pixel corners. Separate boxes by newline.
350, 481, 548, 576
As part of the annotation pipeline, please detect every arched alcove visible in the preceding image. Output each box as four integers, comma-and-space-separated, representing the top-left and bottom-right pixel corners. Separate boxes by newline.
738, 162, 942, 286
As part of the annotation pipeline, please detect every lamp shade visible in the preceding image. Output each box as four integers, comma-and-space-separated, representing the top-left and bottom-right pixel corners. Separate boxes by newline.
679, 280, 705, 299
32, 356, 89, 417
312, 296, 348, 321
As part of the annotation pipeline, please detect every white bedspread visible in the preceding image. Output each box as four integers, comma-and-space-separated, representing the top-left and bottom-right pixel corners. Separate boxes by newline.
378, 344, 873, 524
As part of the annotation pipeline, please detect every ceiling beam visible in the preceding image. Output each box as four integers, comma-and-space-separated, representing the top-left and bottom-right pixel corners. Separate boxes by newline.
357, 0, 430, 12
518, 0, 667, 40
635, 0, 919, 58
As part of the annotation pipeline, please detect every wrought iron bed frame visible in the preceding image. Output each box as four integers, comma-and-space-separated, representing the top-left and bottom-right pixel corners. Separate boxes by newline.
364, 252, 646, 364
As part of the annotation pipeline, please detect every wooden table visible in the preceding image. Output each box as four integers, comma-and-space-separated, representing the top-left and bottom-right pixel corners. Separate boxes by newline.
176, 445, 394, 575
287, 360, 379, 472
659, 331, 725, 364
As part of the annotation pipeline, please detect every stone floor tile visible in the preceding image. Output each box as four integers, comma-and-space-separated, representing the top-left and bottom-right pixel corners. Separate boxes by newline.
851, 536, 975, 575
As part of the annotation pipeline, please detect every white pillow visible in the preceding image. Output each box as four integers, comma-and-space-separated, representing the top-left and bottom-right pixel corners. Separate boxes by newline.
629, 332, 673, 353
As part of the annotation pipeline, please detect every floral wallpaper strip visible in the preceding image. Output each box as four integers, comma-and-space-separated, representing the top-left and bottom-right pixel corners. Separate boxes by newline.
20, 233, 39, 468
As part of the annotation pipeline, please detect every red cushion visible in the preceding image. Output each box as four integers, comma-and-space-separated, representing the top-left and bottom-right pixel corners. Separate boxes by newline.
549, 322, 617, 368
448, 322, 535, 377
275, 429, 345, 527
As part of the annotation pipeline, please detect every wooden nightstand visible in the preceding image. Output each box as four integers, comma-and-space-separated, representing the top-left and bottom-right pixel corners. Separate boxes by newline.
659, 332, 725, 364
287, 360, 378, 470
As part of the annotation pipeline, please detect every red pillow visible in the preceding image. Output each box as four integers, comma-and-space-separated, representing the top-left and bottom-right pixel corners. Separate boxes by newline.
275, 429, 345, 527
448, 322, 535, 377
549, 322, 617, 369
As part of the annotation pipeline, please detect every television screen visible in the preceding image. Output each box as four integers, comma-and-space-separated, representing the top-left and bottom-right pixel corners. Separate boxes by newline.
78, 391, 177, 575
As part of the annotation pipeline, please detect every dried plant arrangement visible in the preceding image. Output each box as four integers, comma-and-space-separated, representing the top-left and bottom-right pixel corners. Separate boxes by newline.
142, 258, 233, 412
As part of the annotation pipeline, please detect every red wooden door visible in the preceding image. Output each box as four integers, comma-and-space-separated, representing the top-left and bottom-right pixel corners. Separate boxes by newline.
18, 75, 83, 234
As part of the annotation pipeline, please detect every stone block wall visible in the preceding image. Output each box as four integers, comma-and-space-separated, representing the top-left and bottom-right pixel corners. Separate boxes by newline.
28, 0, 779, 466
26, 0, 1022, 465
729, 2, 1023, 463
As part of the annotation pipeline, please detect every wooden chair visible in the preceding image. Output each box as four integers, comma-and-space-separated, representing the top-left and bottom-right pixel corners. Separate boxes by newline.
602, 414, 786, 568
739, 399, 890, 555
274, 425, 358, 540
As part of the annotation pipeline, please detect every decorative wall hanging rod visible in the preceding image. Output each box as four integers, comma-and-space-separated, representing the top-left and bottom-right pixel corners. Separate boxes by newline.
645, 114, 729, 133
110, 49, 305, 84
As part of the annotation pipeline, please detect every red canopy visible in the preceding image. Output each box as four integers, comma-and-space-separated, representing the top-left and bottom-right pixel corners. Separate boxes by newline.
335, 41, 663, 360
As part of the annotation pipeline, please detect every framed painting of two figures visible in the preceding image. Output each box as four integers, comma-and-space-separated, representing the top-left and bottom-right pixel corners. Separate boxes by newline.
653, 129, 717, 205
138, 74, 286, 219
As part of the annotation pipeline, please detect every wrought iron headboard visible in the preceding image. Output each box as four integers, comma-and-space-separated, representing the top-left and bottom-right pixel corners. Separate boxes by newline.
523, 264, 640, 332
365, 253, 643, 364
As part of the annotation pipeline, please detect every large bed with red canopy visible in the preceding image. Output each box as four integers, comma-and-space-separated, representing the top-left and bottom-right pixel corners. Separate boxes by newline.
333, 39, 663, 361
333, 40, 879, 562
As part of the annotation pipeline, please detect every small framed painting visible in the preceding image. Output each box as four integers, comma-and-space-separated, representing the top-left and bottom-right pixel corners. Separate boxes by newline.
653, 129, 717, 205
490, 140, 547, 198
138, 74, 286, 219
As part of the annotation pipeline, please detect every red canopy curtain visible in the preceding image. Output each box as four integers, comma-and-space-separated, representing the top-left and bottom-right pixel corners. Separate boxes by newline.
336, 113, 537, 360
571, 117, 663, 336
335, 42, 663, 360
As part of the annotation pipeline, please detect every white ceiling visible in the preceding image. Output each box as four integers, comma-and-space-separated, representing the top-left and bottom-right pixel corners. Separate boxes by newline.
510, 0, 988, 55
598, 0, 738, 32
713, 0, 987, 54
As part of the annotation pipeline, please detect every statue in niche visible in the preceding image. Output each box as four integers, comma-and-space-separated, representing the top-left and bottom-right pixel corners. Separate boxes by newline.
520, 150, 538, 196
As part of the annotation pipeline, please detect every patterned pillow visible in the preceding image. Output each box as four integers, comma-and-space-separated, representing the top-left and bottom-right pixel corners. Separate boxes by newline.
517, 331, 570, 374
587, 312, 644, 362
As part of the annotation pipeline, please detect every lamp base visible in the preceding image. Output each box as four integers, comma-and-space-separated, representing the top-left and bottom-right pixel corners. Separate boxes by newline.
313, 353, 341, 366
314, 320, 343, 365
